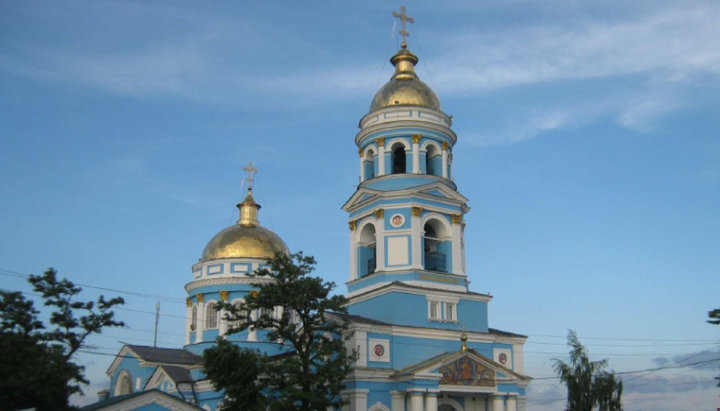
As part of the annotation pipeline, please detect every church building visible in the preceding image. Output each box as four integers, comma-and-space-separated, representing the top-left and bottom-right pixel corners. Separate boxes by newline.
87, 9, 530, 411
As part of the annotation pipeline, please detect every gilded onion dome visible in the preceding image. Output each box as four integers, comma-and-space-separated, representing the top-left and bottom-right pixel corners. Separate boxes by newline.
201, 190, 289, 261
369, 45, 441, 112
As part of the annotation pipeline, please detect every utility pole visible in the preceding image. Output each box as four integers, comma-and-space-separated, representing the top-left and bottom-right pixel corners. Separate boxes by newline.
153, 301, 160, 347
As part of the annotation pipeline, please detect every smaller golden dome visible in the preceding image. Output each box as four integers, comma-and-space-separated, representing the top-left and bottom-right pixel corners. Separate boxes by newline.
369, 46, 441, 112
201, 191, 289, 262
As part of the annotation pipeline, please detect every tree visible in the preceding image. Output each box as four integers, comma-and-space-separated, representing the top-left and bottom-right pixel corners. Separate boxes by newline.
553, 330, 623, 411
708, 307, 720, 325
0, 268, 124, 410
203, 252, 356, 411
203, 338, 265, 410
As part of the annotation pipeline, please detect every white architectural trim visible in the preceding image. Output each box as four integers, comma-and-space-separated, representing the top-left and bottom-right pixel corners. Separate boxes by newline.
369, 401, 391, 411
386, 137, 411, 150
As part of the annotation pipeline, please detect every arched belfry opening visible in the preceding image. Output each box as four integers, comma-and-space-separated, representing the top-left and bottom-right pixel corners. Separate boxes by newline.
364, 149, 376, 180
391, 143, 406, 174
426, 144, 441, 176
423, 219, 449, 273
358, 224, 377, 277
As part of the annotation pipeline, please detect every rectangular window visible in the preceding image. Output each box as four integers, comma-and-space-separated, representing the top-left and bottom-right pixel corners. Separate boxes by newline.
429, 301, 440, 320
445, 302, 456, 322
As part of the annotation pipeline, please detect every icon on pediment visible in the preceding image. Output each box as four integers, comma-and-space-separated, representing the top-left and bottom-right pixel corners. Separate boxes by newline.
439, 357, 495, 387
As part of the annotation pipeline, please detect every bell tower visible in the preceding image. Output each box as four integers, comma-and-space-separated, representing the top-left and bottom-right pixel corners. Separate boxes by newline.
343, 15, 470, 299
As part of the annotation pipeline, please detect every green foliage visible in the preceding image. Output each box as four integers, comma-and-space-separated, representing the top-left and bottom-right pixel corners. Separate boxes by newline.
708, 307, 720, 325
205, 252, 356, 411
553, 330, 623, 411
203, 338, 265, 411
0, 268, 124, 410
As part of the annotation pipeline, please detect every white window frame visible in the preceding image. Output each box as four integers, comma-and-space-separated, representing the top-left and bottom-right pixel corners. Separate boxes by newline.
429, 301, 441, 320
427, 298, 459, 322
205, 302, 219, 329
445, 302, 456, 322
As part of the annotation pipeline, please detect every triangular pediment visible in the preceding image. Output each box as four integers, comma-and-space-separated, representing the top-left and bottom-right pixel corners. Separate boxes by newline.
416, 182, 469, 206
393, 349, 528, 385
343, 187, 383, 211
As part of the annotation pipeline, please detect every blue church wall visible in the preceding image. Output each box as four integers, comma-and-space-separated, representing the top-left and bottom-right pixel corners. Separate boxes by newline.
357, 245, 376, 277
109, 354, 157, 397
405, 151, 412, 173
202, 328, 220, 341
419, 151, 427, 174
348, 292, 427, 326
457, 299, 489, 331
363, 176, 446, 192
364, 160, 375, 180
428, 155, 442, 177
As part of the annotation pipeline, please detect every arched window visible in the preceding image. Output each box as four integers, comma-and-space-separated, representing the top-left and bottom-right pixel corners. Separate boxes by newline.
205, 302, 219, 329
364, 149, 376, 180
190, 306, 197, 331
115, 371, 132, 395
358, 224, 377, 276
424, 220, 447, 272
391, 144, 406, 174
426, 144, 440, 176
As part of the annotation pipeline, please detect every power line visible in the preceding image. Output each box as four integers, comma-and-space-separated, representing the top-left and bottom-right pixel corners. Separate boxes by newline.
0, 268, 184, 304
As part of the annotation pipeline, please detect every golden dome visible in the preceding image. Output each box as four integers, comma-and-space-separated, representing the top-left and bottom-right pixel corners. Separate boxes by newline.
369, 46, 441, 112
200, 191, 289, 262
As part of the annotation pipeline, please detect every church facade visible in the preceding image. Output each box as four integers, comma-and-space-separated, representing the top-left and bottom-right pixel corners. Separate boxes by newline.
88, 13, 529, 411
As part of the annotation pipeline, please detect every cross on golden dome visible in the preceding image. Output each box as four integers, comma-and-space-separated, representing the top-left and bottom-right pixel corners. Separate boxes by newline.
243, 162, 258, 192
392, 6, 414, 49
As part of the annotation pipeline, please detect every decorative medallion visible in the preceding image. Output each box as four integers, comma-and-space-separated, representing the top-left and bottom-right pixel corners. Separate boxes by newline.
498, 353, 507, 365
373, 344, 385, 357
390, 213, 405, 228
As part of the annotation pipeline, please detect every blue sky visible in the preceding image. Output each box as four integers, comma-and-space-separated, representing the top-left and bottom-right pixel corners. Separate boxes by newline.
1, 0, 719, 409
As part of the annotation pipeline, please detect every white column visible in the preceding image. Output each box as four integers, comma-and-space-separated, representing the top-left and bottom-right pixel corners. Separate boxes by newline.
185, 298, 192, 345
411, 207, 423, 269
349, 221, 357, 280
506, 396, 517, 411
492, 395, 505, 411
359, 156, 365, 181
195, 295, 204, 343
412, 135, 421, 173
377, 138, 386, 176
375, 212, 386, 272
441, 142, 449, 178
219, 291, 229, 338
248, 309, 257, 342
451, 216, 464, 276
424, 389, 438, 411
408, 390, 424, 411
345, 389, 368, 411
218, 307, 227, 337
391, 391, 405, 411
